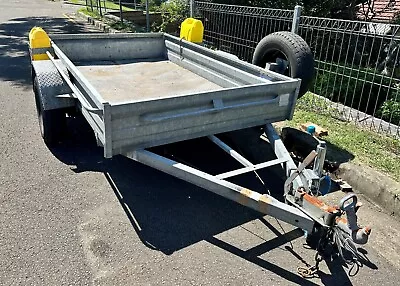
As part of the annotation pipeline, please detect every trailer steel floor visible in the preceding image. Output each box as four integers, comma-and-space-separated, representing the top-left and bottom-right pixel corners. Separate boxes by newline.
77, 60, 222, 103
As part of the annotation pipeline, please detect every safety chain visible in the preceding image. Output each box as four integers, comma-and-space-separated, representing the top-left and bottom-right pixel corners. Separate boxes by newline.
297, 252, 323, 278
298, 225, 365, 279
298, 228, 331, 279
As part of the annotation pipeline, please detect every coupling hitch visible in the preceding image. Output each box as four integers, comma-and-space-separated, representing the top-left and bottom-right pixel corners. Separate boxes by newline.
280, 126, 372, 275
336, 193, 371, 244
283, 144, 372, 272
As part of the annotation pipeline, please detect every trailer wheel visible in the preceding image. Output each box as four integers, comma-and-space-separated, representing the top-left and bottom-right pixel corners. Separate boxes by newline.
252, 31, 314, 98
33, 77, 66, 146
31, 65, 35, 91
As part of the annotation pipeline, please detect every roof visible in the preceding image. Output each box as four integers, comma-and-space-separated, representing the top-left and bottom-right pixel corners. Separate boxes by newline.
357, 0, 400, 22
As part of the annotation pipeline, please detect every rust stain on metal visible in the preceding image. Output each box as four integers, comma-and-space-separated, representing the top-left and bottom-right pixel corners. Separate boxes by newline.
259, 195, 272, 204
336, 217, 347, 224
237, 189, 272, 214
258, 195, 271, 214
303, 193, 338, 213
238, 188, 252, 206
240, 188, 253, 197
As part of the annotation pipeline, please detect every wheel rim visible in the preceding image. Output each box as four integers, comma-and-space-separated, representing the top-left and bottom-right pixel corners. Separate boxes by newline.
262, 49, 291, 77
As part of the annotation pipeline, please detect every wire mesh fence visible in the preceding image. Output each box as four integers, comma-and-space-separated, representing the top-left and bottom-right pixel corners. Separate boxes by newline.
297, 17, 400, 138
84, 0, 107, 16
194, 1, 400, 139
194, 1, 294, 61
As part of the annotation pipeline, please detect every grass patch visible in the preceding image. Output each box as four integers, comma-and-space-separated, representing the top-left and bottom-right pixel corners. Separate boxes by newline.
283, 93, 400, 180
107, 20, 140, 32
78, 7, 145, 32
78, 7, 101, 19
71, 0, 133, 11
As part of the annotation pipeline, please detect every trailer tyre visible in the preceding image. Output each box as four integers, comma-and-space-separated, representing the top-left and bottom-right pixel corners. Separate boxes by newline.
252, 31, 314, 98
33, 77, 66, 146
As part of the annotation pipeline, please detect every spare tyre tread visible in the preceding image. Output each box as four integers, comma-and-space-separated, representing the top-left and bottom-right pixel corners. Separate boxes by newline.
252, 31, 315, 98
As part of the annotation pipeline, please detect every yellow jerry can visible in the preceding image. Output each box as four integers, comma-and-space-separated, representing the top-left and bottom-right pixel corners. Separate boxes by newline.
29, 27, 51, 60
180, 18, 204, 43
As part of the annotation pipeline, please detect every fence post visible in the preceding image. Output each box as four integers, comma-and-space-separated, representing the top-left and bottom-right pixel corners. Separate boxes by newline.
190, 0, 194, 18
119, 0, 123, 24
291, 5, 302, 34
97, 0, 102, 17
145, 0, 150, 32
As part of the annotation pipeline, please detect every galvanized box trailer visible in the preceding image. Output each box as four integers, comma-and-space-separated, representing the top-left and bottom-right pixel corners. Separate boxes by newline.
34, 33, 301, 158
30, 30, 371, 274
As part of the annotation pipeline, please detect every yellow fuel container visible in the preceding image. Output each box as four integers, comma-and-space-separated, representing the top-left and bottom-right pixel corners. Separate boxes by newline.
29, 27, 50, 60
180, 18, 204, 43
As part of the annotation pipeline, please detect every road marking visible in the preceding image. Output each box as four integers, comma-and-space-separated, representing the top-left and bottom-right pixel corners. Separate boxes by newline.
63, 13, 77, 24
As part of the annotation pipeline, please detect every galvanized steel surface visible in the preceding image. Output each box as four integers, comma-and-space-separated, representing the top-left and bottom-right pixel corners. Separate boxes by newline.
124, 146, 315, 233
32, 59, 74, 110
77, 60, 222, 103
48, 33, 300, 157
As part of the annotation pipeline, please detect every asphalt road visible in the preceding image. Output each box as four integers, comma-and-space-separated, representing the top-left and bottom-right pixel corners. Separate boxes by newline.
1, 1, 400, 285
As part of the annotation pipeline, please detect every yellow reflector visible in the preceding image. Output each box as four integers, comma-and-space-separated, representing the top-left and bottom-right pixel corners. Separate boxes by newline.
29, 27, 50, 60
180, 18, 204, 43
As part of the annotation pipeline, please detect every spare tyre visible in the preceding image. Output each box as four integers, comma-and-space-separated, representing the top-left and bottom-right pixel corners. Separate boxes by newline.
252, 31, 315, 98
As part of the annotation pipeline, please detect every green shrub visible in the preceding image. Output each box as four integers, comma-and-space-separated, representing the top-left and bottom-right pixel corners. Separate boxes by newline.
311, 63, 392, 115
156, 0, 189, 34
140, 0, 162, 11
378, 97, 400, 125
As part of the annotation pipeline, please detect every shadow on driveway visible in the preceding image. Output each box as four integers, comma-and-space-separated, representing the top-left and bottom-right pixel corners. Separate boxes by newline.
44, 115, 372, 286
0, 16, 95, 87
